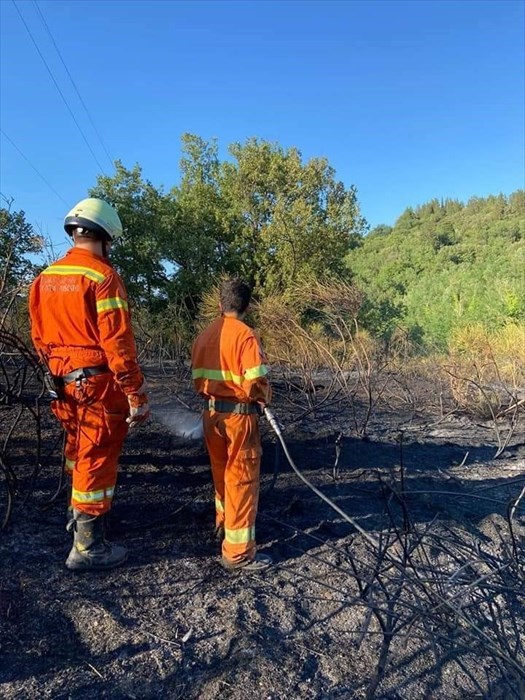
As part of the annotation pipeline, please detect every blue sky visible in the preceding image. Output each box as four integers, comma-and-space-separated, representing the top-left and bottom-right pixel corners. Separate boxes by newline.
1, 0, 524, 252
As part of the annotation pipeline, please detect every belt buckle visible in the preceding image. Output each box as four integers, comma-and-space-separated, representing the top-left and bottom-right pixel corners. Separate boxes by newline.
74, 369, 86, 387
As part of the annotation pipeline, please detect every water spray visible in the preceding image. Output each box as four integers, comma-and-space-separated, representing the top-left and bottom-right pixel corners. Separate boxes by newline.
152, 404, 204, 441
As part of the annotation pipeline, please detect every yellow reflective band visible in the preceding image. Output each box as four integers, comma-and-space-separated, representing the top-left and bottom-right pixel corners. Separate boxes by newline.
96, 297, 129, 313
192, 367, 243, 386
215, 497, 225, 513
244, 364, 268, 380
65, 458, 75, 472
224, 525, 256, 545
72, 486, 114, 503
41, 265, 106, 283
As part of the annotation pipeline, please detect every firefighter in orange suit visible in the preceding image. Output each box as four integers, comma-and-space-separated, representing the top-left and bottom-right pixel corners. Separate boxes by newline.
192, 278, 272, 572
29, 198, 149, 571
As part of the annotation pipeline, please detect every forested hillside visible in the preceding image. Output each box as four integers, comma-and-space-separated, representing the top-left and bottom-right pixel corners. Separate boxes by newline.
2, 134, 523, 354
346, 191, 525, 348
87, 134, 525, 352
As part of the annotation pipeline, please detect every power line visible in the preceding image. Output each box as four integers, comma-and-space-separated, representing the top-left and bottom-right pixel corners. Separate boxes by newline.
0, 128, 69, 206
12, 0, 107, 175
32, 0, 114, 170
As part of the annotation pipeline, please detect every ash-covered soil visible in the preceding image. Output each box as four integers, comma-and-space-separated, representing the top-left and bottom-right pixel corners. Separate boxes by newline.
1, 366, 524, 699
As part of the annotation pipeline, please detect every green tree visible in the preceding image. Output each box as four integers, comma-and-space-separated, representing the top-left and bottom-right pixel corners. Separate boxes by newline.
219, 138, 366, 294
167, 134, 232, 302
89, 135, 367, 312
393, 207, 419, 233
367, 224, 393, 238
89, 162, 175, 310
0, 205, 43, 300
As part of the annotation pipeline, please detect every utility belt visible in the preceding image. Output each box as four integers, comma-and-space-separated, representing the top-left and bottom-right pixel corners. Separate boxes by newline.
44, 365, 109, 399
207, 398, 261, 415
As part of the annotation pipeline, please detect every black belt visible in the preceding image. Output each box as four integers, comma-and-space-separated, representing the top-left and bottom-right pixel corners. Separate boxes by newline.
55, 365, 109, 386
207, 399, 260, 415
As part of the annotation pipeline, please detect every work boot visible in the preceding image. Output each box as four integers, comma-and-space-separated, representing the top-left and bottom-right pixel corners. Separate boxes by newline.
67, 504, 110, 536
221, 553, 273, 573
65, 509, 127, 571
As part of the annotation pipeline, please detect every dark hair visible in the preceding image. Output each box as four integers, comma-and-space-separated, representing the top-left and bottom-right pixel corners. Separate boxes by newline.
71, 227, 103, 241
220, 278, 252, 314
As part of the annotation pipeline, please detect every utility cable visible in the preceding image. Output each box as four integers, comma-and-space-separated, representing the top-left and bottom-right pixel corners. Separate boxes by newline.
12, 0, 107, 175
0, 128, 68, 206
32, 0, 114, 170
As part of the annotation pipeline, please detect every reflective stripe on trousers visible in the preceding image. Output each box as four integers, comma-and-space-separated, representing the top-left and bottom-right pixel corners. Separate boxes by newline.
65, 457, 76, 473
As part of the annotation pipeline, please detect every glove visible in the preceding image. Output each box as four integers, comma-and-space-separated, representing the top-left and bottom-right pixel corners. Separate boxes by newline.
126, 390, 150, 430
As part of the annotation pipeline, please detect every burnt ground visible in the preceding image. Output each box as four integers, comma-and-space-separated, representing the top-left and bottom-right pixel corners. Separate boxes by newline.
1, 366, 524, 700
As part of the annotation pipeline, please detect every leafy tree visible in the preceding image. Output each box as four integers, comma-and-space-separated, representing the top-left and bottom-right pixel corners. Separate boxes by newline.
218, 138, 366, 294
89, 162, 175, 310
393, 207, 418, 233
367, 224, 393, 238
84, 138, 521, 354
167, 134, 232, 303
431, 222, 456, 251
89, 137, 367, 309
0, 205, 43, 300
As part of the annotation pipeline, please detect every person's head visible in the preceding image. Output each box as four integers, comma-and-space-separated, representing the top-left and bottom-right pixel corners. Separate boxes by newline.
219, 278, 252, 317
64, 198, 123, 257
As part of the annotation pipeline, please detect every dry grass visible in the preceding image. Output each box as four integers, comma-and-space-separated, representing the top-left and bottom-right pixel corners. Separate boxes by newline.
448, 323, 525, 385
441, 323, 525, 418
257, 279, 365, 369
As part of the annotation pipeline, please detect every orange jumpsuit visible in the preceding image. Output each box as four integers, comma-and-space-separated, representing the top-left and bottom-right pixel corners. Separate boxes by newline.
192, 316, 271, 565
29, 247, 144, 516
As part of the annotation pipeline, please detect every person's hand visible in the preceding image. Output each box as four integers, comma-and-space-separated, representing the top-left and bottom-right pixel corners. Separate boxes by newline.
126, 391, 150, 430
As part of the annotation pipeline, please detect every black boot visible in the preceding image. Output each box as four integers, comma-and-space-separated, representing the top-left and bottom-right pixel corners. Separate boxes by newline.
65, 509, 127, 571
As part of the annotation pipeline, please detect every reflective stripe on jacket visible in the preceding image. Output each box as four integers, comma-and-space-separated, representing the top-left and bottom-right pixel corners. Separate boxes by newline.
29, 247, 143, 395
191, 316, 271, 405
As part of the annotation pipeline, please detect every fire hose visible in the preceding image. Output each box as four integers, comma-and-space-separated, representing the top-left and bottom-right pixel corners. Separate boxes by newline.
262, 407, 380, 550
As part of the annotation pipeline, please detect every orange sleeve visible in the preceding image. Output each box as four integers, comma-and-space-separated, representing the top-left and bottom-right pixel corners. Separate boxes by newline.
95, 271, 144, 395
240, 335, 272, 405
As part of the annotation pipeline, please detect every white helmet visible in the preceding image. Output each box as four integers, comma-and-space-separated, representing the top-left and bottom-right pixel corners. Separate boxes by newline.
64, 198, 123, 241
